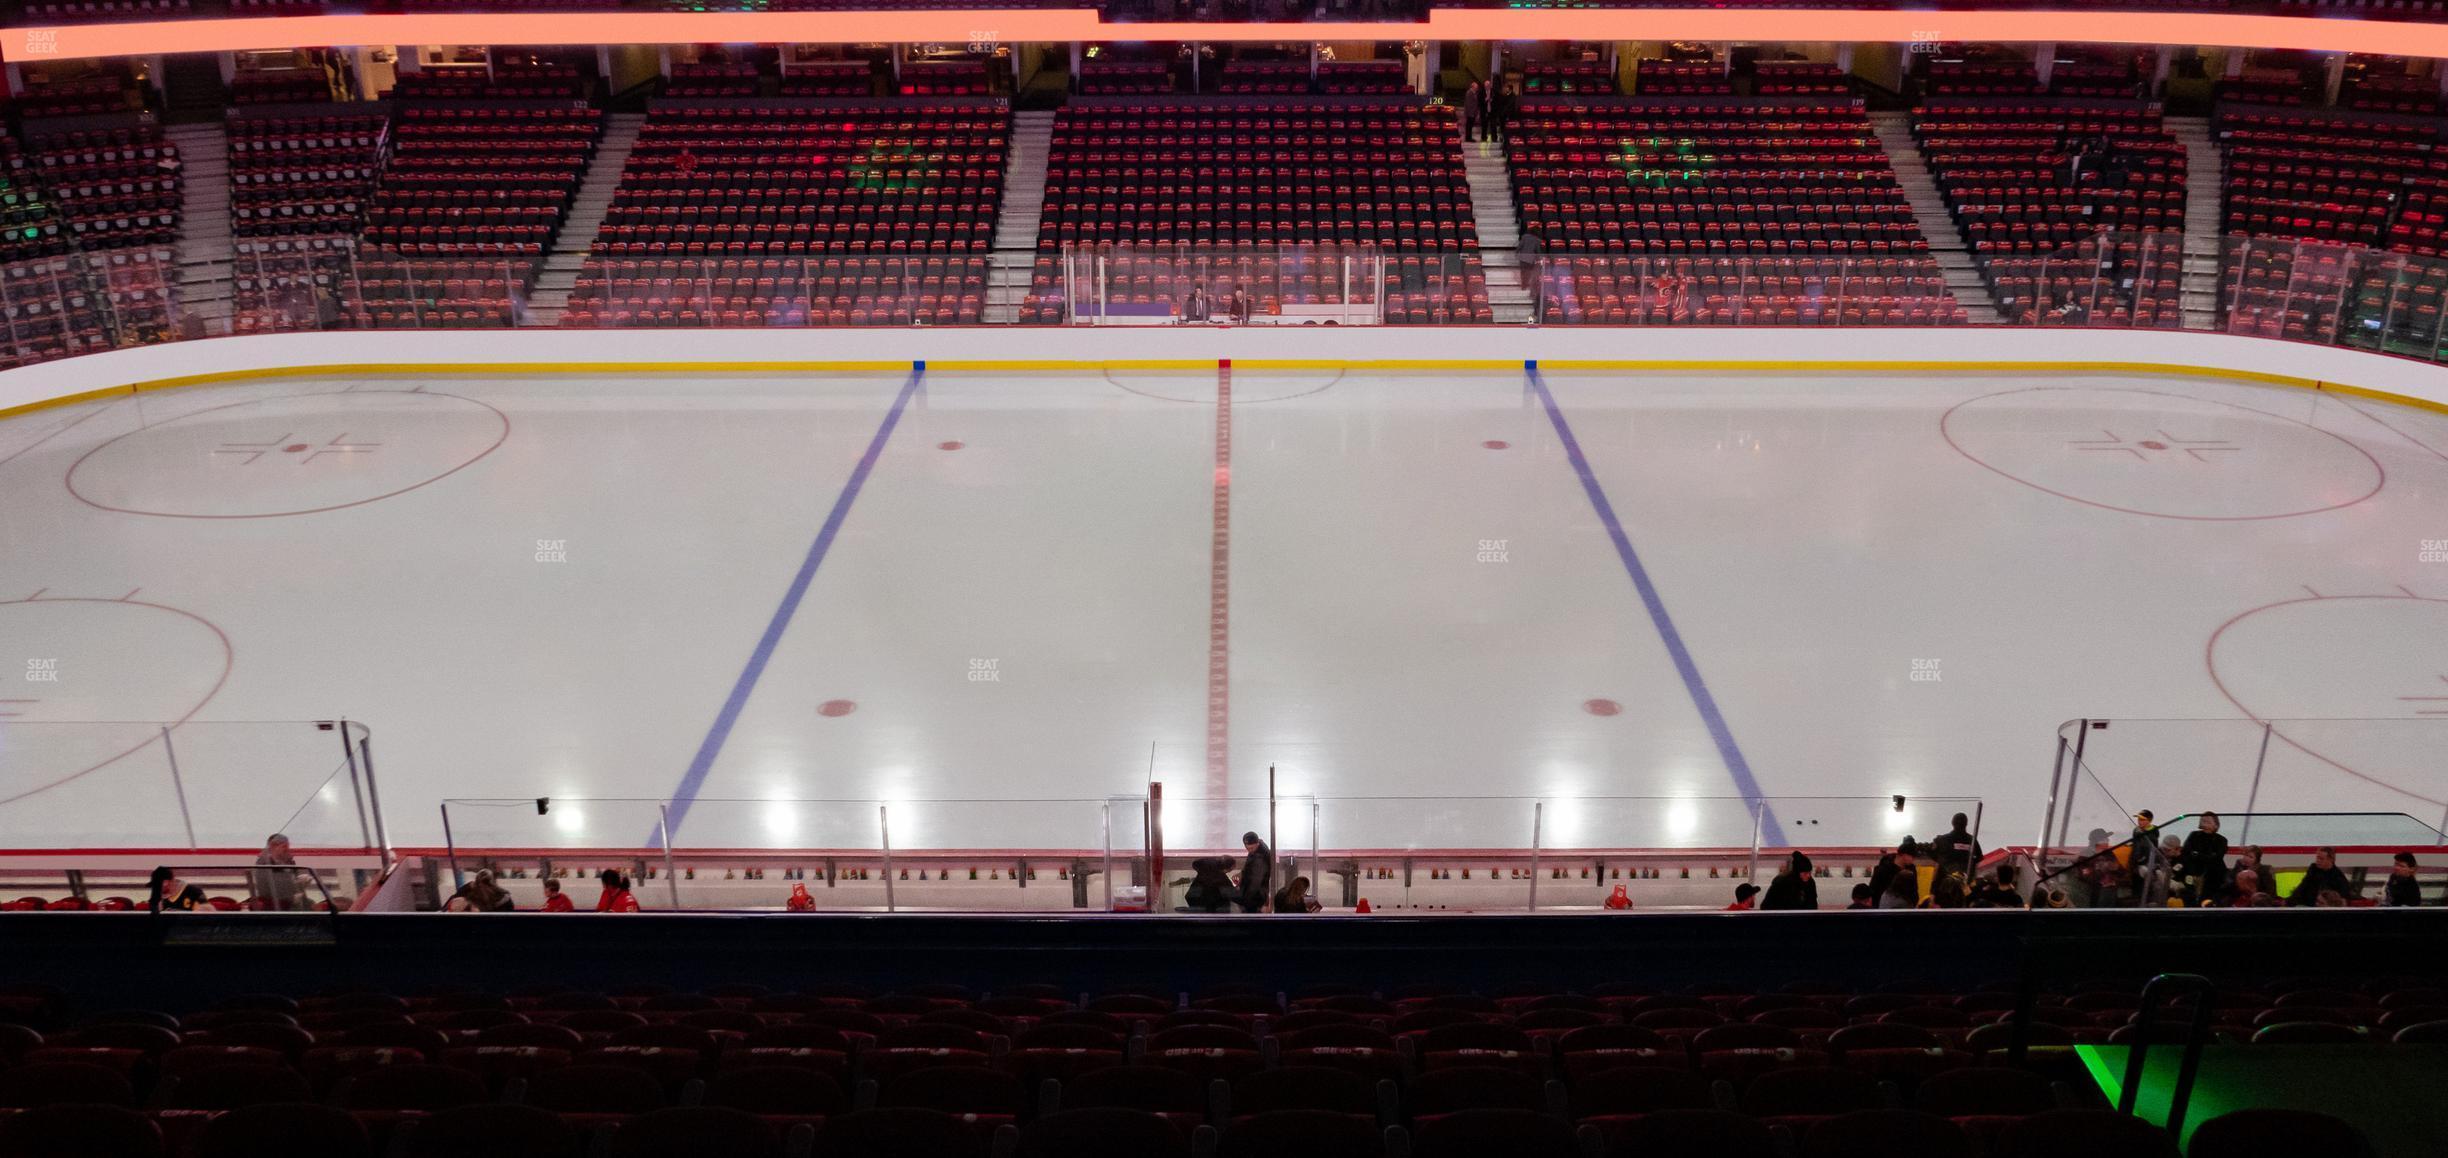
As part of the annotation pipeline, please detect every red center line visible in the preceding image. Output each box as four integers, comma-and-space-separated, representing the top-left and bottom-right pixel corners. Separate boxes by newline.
1206, 359, 1233, 847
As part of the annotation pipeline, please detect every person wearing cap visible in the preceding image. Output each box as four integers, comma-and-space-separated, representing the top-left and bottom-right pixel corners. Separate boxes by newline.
1760, 851, 1818, 910
1234, 832, 1274, 913
2127, 810, 2167, 906
2385, 852, 2424, 907
1725, 883, 1760, 910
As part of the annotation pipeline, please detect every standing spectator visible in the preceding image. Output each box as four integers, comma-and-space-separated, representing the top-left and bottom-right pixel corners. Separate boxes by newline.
2287, 847, 2355, 906
540, 877, 575, 912
1235, 832, 1275, 913
1760, 851, 1818, 910
2121, 811, 2165, 905
252, 833, 308, 911
595, 869, 641, 913
1180, 283, 1210, 323
2384, 852, 2423, 907
1184, 856, 1236, 913
1870, 839, 1921, 909
1726, 883, 1761, 910
1273, 875, 1323, 913
453, 869, 514, 912
1928, 813, 1981, 878
1461, 79, 1484, 142
2177, 812, 2228, 904
1490, 81, 1518, 144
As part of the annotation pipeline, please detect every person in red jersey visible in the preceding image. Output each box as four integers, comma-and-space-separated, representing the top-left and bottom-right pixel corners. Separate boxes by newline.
595, 869, 640, 913
786, 883, 816, 912
540, 877, 575, 912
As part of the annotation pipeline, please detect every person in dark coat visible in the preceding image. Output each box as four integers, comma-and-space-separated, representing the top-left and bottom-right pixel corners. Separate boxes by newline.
2384, 852, 2423, 907
1184, 856, 1236, 913
1760, 850, 1819, 910
2287, 846, 2356, 906
1927, 813, 1981, 878
2177, 812, 2229, 904
1869, 839, 1920, 909
1235, 832, 1274, 913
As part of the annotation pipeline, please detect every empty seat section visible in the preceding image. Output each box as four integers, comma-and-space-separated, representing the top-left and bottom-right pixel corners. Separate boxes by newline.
1508, 98, 1961, 325
1024, 99, 1486, 324
559, 99, 1008, 328
1913, 99, 2185, 327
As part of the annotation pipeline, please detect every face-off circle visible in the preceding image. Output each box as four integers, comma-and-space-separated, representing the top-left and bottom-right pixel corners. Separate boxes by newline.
66, 391, 509, 518
2206, 593, 2448, 809
0, 596, 233, 810
1940, 386, 2384, 520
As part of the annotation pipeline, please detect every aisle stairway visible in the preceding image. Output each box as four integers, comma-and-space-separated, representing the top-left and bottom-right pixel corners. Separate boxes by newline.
1869, 111, 2002, 325
526, 113, 641, 326
164, 122, 233, 336
2168, 116, 2226, 331
1461, 133, 1534, 324
985, 109, 1055, 324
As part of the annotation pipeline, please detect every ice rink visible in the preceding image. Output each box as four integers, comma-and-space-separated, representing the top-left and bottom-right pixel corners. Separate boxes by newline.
2, 364, 2444, 854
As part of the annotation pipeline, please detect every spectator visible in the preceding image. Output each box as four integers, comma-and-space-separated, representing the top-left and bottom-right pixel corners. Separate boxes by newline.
1226, 281, 1253, 325
2216, 868, 2281, 908
453, 869, 514, 912
1461, 79, 1484, 142
1928, 813, 1981, 877
2385, 852, 2423, 907
1760, 851, 1818, 910
2316, 889, 2349, 908
595, 869, 641, 913
2288, 847, 2355, 907
442, 896, 474, 912
2230, 845, 2279, 904
2177, 812, 2228, 904
1846, 883, 1875, 909
786, 882, 816, 912
1969, 865, 2022, 908
251, 833, 308, 911
2038, 888, 2073, 909
2140, 837, 2183, 907
540, 877, 575, 912
1184, 856, 1236, 913
1919, 873, 1969, 909
1236, 832, 1275, 913
1604, 883, 1633, 910
1180, 283, 1210, 323
1273, 875, 1323, 913
1871, 840, 1921, 909
2076, 827, 2127, 907
148, 866, 205, 913
1726, 883, 1761, 910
